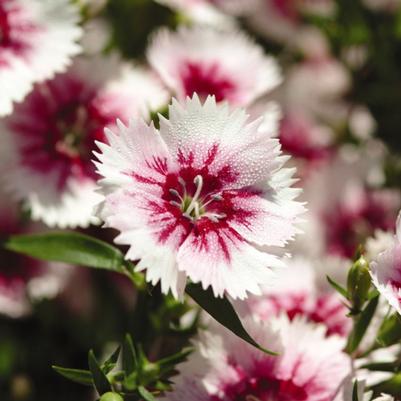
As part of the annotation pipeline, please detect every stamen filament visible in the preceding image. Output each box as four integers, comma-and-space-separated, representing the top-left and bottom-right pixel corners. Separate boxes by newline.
185, 175, 203, 216
168, 176, 226, 223
202, 193, 223, 208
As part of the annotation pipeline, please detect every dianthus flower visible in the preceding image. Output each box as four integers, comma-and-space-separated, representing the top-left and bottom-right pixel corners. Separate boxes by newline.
163, 316, 350, 401
0, 56, 168, 228
94, 96, 304, 298
147, 26, 281, 106
241, 257, 352, 337
0, 0, 82, 116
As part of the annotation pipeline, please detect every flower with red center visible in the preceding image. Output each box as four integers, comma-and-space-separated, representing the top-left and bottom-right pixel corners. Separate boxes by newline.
94, 95, 304, 299
299, 144, 400, 261
323, 190, 398, 259
163, 316, 350, 401
0, 56, 168, 228
147, 26, 281, 106
239, 257, 352, 337
370, 212, 401, 315
0, 0, 82, 116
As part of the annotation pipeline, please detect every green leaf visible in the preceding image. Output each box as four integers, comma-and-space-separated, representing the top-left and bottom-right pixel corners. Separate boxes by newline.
52, 366, 93, 386
377, 313, 401, 347
346, 295, 379, 354
360, 361, 397, 372
138, 386, 157, 401
122, 334, 138, 376
102, 346, 121, 375
4, 232, 126, 273
157, 348, 192, 375
327, 275, 348, 299
185, 283, 277, 355
88, 350, 111, 395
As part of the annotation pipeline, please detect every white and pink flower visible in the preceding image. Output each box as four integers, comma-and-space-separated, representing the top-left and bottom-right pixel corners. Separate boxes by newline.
94, 95, 304, 299
147, 26, 281, 106
240, 257, 352, 337
163, 316, 350, 401
0, 0, 82, 116
299, 144, 400, 260
370, 211, 401, 315
0, 56, 168, 228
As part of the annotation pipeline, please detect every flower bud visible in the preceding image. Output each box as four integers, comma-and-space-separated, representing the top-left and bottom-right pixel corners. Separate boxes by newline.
99, 392, 124, 401
347, 255, 371, 313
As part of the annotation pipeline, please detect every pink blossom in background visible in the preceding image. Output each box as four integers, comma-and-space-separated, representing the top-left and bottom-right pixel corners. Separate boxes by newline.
277, 113, 334, 178
298, 144, 400, 261
94, 96, 304, 299
370, 212, 401, 315
0, 0, 82, 116
249, 0, 335, 45
240, 257, 352, 337
0, 55, 168, 228
323, 189, 398, 259
147, 25, 281, 106
163, 316, 350, 401
280, 57, 351, 123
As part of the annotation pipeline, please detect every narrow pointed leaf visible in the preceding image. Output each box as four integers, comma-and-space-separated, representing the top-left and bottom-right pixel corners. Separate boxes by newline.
52, 366, 93, 386
157, 348, 193, 374
123, 334, 137, 376
346, 295, 379, 354
102, 346, 121, 374
4, 232, 126, 273
327, 275, 348, 299
360, 361, 397, 372
138, 386, 157, 401
88, 350, 111, 395
186, 284, 277, 355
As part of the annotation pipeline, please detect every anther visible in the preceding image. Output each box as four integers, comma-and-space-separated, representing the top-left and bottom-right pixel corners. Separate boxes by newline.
212, 194, 223, 201
169, 201, 181, 208
178, 177, 186, 187
169, 188, 181, 199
